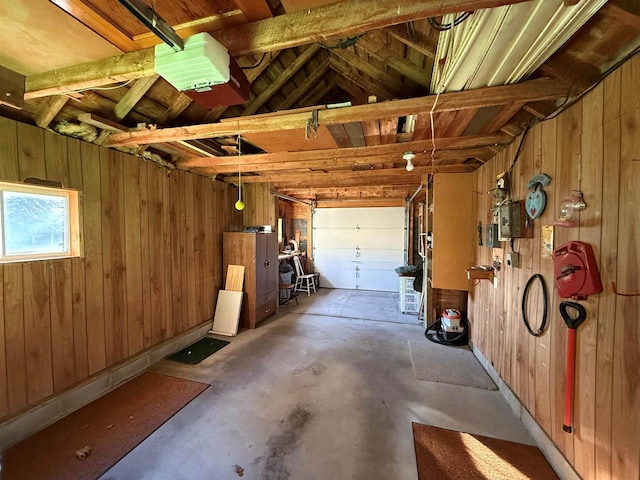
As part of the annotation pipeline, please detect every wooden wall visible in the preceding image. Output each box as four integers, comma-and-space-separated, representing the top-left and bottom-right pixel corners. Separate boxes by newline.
0, 118, 242, 422
242, 183, 277, 229
469, 54, 640, 480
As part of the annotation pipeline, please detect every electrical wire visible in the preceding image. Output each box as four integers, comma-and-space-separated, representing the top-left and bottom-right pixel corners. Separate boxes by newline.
76, 79, 134, 93
521, 273, 549, 337
241, 52, 267, 70
318, 34, 363, 50
428, 11, 472, 31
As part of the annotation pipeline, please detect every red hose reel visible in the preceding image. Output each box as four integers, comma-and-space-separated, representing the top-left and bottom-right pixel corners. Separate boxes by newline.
552, 241, 602, 300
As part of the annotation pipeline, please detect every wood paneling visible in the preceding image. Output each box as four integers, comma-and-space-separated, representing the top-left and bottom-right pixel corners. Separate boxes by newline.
0, 119, 235, 421
469, 54, 640, 480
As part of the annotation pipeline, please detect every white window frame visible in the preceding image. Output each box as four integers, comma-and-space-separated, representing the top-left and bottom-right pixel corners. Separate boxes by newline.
0, 181, 81, 263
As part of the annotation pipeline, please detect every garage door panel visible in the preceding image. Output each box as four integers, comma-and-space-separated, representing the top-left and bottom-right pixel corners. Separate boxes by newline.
315, 207, 404, 229
313, 207, 405, 291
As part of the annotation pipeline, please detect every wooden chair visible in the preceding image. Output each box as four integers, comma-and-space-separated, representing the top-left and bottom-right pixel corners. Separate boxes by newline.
293, 255, 317, 296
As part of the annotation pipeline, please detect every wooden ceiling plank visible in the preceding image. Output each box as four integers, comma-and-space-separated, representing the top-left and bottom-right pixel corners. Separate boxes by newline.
385, 24, 437, 59
523, 101, 557, 119
49, 0, 139, 52
481, 101, 526, 133
276, 58, 330, 111
362, 119, 381, 146
601, 1, 640, 30
113, 74, 160, 121
233, 0, 274, 21
357, 36, 431, 87
241, 44, 321, 115
106, 79, 561, 147
412, 113, 432, 141
298, 78, 336, 108
34, 95, 68, 128
343, 122, 367, 147
335, 77, 369, 105
27, 0, 529, 97
331, 49, 406, 94
327, 124, 352, 147
177, 132, 512, 168
379, 117, 398, 145
156, 93, 193, 125
330, 57, 397, 99
444, 108, 479, 137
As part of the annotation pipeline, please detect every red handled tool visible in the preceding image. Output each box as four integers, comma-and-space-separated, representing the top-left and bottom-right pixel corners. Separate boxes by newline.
559, 301, 587, 433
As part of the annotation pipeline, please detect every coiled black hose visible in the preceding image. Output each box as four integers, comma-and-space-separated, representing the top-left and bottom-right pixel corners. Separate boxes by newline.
521, 274, 549, 337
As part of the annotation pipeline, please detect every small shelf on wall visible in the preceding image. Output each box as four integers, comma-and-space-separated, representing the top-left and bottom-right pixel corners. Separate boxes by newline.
466, 267, 494, 282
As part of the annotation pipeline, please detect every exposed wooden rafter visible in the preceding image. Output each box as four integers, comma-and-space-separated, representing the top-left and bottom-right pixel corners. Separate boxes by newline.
105, 79, 567, 147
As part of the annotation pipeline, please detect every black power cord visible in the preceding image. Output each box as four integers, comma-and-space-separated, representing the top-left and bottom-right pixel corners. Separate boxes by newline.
424, 318, 468, 346
521, 274, 549, 336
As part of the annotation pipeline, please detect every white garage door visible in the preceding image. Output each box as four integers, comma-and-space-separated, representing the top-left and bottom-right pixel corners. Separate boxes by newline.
313, 207, 405, 291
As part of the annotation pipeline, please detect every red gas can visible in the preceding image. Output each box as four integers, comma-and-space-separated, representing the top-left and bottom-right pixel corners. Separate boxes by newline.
552, 241, 602, 300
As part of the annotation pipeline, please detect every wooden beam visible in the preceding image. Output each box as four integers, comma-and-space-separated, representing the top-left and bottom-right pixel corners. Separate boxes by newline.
241, 44, 321, 115
25, 0, 528, 98
225, 165, 473, 186
357, 36, 431, 87
601, 2, 640, 30
299, 78, 336, 107
385, 25, 437, 59
25, 49, 155, 100
114, 75, 160, 120
213, 0, 530, 56
276, 58, 330, 111
539, 52, 602, 92
335, 76, 369, 104
481, 102, 526, 133
156, 93, 193, 125
77, 112, 127, 133
331, 49, 407, 94
331, 58, 397, 100
34, 95, 68, 128
178, 132, 511, 167
187, 147, 490, 174
106, 79, 563, 147
444, 108, 479, 137
0, 65, 25, 109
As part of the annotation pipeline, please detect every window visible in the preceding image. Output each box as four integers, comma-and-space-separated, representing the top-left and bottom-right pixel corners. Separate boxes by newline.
0, 181, 81, 262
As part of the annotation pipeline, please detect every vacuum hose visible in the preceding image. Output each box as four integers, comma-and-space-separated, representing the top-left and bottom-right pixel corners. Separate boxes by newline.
424, 317, 468, 346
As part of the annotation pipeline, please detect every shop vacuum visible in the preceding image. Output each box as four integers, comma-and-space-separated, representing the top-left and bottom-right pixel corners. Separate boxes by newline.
424, 308, 469, 346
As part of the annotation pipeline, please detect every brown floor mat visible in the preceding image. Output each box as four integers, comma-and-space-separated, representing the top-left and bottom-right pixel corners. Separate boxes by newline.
3, 372, 208, 480
412, 423, 559, 480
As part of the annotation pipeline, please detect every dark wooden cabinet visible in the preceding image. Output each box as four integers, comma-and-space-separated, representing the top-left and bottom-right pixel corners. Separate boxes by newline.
223, 232, 278, 329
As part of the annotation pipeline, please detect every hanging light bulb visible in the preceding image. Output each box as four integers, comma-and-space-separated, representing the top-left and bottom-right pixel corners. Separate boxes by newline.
235, 134, 245, 211
403, 151, 416, 171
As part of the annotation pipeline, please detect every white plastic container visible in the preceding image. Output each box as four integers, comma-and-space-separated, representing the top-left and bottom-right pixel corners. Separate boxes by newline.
399, 276, 419, 314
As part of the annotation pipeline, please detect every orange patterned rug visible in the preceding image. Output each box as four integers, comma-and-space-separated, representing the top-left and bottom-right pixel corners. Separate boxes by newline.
3, 372, 208, 480
413, 423, 559, 480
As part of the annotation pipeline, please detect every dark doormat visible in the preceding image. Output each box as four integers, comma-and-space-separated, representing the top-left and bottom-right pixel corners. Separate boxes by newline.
167, 337, 230, 365
2, 372, 208, 480
412, 423, 559, 479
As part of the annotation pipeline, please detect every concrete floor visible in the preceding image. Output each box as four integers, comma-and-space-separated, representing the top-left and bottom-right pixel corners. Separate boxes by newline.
101, 289, 534, 480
